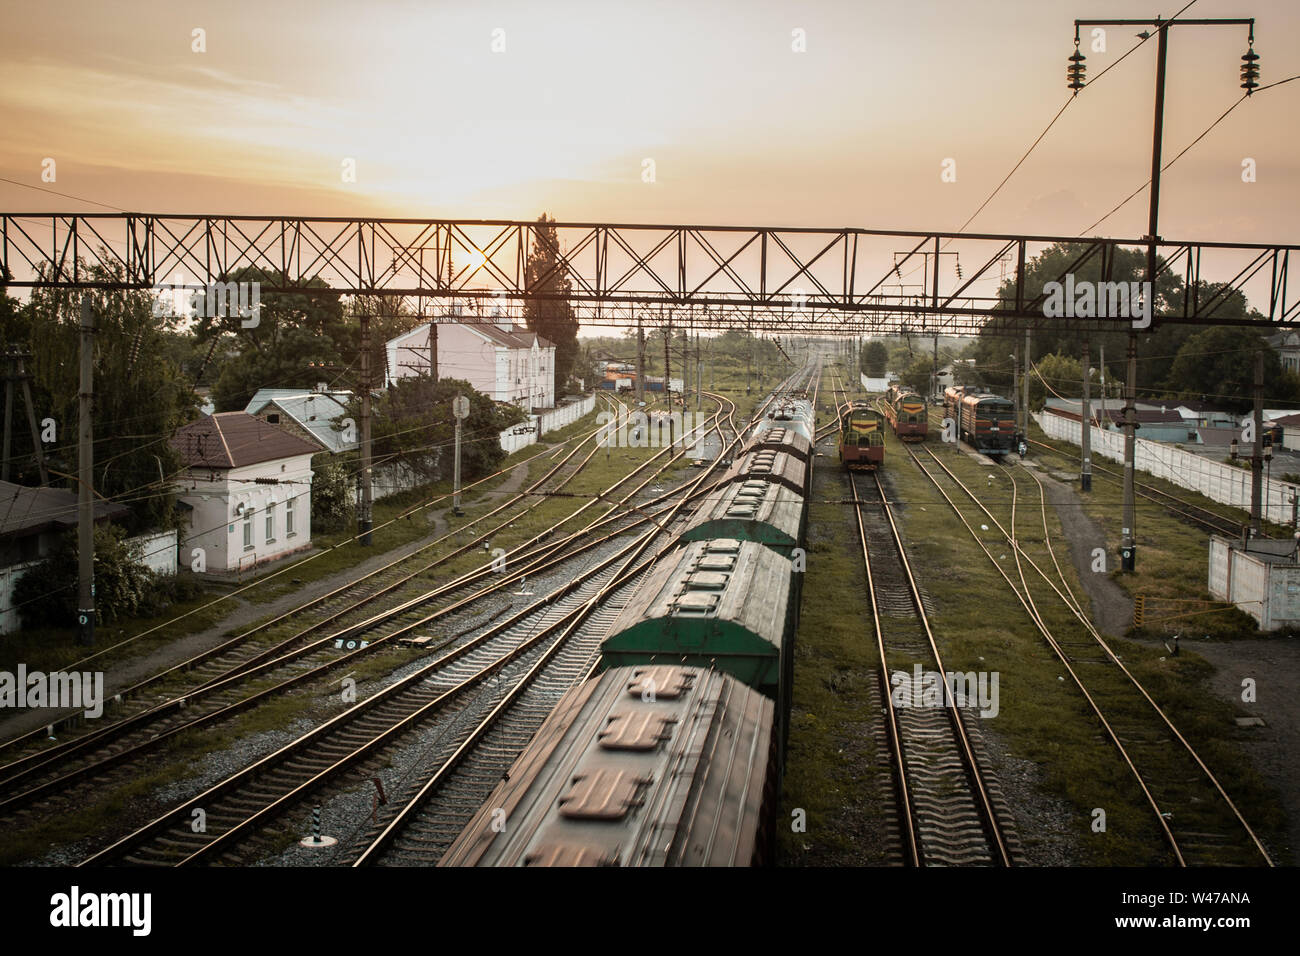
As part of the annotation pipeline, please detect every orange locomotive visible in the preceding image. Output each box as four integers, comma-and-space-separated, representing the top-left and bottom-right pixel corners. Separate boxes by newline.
883, 384, 929, 441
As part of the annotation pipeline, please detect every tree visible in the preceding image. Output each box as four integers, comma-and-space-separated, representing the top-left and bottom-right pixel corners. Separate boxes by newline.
1025, 352, 1104, 409
523, 214, 579, 397
347, 377, 527, 485
900, 357, 935, 395
971, 242, 1187, 398
861, 340, 888, 377
1164, 327, 1283, 414
310, 455, 355, 533
24, 257, 199, 533
191, 267, 351, 412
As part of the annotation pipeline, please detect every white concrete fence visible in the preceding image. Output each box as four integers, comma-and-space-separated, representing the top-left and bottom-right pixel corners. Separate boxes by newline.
498, 394, 597, 454
1036, 410, 1300, 527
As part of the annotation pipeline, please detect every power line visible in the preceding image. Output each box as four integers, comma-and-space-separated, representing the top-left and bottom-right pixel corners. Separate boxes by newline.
1081, 73, 1300, 235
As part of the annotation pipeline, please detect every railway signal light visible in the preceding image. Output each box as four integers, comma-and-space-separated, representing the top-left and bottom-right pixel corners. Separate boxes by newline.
1240, 45, 1260, 94
1067, 40, 1087, 92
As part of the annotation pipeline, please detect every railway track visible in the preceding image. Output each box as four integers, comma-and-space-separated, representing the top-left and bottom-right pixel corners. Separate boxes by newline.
350, 379, 826, 866
908, 442, 1274, 866
76, 374, 821, 866
839, 373, 1015, 865
1026, 437, 1245, 538
0, 400, 629, 765
0, 397, 730, 832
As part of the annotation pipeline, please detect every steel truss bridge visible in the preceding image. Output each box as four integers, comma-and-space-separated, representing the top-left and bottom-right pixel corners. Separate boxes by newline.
2, 213, 1297, 335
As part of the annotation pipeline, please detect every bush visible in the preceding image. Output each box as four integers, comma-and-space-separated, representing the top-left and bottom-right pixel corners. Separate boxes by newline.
135, 572, 207, 618
311, 455, 356, 533
13, 524, 154, 629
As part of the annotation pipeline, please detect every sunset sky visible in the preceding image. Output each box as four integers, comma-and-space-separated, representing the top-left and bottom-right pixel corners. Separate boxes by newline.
1, 0, 1296, 277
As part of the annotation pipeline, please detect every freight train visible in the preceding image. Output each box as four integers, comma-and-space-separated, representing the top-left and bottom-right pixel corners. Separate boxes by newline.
838, 400, 886, 471
943, 386, 1016, 458
441, 392, 815, 867
883, 385, 929, 441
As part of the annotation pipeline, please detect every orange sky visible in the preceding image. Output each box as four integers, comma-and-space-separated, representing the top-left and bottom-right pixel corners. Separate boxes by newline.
1, 0, 1296, 283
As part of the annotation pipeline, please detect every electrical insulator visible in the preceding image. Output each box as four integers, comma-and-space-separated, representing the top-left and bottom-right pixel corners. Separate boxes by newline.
1240, 47, 1260, 94
955, 259, 963, 280
1067, 43, 1086, 91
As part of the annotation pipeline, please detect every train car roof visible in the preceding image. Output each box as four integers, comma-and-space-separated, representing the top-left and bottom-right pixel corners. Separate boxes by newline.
962, 392, 1014, 406
602, 539, 794, 688
679, 477, 804, 553
439, 665, 774, 867
727, 446, 809, 496
747, 424, 813, 462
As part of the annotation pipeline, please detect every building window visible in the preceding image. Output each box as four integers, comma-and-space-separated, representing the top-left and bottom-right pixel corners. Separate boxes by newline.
268, 413, 280, 424
286, 497, 295, 536
243, 511, 253, 550
265, 503, 276, 544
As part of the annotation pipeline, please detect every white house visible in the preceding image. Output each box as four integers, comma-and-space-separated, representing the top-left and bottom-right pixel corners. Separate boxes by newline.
170, 413, 318, 574
245, 387, 357, 454
1268, 331, 1300, 374
385, 309, 556, 410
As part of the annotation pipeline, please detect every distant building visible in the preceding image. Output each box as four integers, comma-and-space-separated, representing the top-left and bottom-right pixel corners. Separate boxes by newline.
1044, 399, 1195, 443
170, 413, 318, 574
385, 310, 556, 411
245, 387, 356, 454
1267, 330, 1300, 374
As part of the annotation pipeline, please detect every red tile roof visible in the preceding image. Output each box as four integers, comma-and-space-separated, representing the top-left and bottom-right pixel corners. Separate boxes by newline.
171, 412, 320, 469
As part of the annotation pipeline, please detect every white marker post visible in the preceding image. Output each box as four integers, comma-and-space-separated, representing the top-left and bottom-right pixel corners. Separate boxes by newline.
452, 394, 470, 516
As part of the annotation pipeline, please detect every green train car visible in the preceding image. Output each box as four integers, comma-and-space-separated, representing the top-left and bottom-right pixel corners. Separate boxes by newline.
600, 538, 797, 750
679, 478, 806, 558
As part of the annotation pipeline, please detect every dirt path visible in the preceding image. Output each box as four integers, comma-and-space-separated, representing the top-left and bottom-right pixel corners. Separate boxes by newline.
1031, 464, 1297, 865
1033, 467, 1134, 637
0, 457, 541, 742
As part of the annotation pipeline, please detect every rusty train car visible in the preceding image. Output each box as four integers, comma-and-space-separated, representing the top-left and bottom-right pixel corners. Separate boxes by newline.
883, 385, 929, 441
944, 386, 1015, 458
838, 400, 886, 471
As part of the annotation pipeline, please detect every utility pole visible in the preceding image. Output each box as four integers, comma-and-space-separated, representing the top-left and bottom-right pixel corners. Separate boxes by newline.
636, 314, 645, 406
78, 298, 95, 646
696, 331, 702, 410
18, 351, 48, 485
663, 322, 674, 447
1011, 348, 1020, 432
1099, 343, 1106, 428
1071, 13, 1258, 572
1081, 338, 1092, 492
2, 351, 13, 482
1022, 327, 1031, 439
1, 349, 49, 485
429, 317, 438, 381
1251, 348, 1264, 535
359, 313, 373, 545
452, 393, 469, 516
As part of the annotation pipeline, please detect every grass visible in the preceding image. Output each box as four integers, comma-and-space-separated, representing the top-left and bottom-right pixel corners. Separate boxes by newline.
1026, 425, 1273, 641
895, 422, 1287, 864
